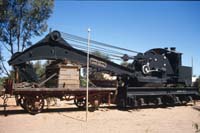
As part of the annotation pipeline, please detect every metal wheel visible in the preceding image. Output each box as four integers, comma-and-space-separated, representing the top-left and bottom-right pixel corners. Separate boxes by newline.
117, 98, 126, 109
24, 96, 44, 115
162, 95, 174, 106
89, 96, 101, 111
74, 96, 86, 109
17, 96, 26, 110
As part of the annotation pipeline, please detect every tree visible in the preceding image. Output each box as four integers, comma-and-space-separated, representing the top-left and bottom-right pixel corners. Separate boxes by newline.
0, 0, 54, 76
33, 60, 46, 77
0, 77, 7, 89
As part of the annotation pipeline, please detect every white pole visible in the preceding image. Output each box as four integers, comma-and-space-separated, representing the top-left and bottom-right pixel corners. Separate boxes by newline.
86, 28, 91, 122
191, 56, 193, 76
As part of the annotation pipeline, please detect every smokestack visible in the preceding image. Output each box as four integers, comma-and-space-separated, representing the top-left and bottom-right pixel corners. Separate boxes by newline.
164, 47, 168, 50
170, 47, 176, 51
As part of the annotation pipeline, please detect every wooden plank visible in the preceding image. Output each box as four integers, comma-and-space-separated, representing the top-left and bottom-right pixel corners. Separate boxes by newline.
59, 65, 80, 69
59, 72, 79, 75
59, 70, 79, 75
58, 84, 80, 89
46, 79, 80, 87
58, 79, 79, 84
60, 67, 79, 70
58, 80, 79, 83
58, 75, 79, 80
14, 87, 116, 92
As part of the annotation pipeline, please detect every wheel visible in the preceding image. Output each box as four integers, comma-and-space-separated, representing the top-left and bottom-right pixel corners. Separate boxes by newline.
89, 96, 101, 111
24, 96, 44, 115
162, 95, 174, 106
74, 96, 86, 109
117, 98, 126, 109
18, 96, 26, 110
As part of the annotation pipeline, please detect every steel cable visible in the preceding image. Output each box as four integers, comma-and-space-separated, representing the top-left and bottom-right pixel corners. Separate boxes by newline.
62, 37, 125, 56
61, 32, 140, 54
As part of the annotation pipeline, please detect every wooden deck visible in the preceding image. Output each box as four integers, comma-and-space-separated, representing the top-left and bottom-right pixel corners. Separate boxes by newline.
14, 87, 116, 91
12, 87, 116, 96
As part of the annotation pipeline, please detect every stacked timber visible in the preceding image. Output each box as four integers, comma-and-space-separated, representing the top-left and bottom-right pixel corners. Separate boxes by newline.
45, 61, 80, 89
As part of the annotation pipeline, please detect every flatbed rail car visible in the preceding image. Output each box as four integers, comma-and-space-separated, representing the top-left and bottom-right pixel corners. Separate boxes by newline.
2, 84, 116, 114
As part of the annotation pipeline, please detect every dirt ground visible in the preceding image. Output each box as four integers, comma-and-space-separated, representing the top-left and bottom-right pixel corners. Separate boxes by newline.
0, 97, 200, 133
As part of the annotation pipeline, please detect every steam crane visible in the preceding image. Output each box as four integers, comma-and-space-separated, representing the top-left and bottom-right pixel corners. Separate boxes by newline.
4, 31, 199, 114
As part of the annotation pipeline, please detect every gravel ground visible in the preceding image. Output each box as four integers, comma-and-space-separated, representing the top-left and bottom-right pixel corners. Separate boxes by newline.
0, 98, 200, 133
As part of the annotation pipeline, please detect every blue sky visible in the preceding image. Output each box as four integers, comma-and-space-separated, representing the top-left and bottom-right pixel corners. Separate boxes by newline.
5, 1, 200, 76
46, 1, 200, 75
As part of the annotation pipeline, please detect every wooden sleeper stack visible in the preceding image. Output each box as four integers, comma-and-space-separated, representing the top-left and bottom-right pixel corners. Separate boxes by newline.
45, 62, 80, 90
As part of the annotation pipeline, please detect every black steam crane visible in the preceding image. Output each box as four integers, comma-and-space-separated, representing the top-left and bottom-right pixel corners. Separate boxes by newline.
4, 31, 199, 114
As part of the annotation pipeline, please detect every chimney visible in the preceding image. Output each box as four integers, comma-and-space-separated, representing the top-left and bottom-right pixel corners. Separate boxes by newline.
164, 47, 168, 50
170, 47, 176, 51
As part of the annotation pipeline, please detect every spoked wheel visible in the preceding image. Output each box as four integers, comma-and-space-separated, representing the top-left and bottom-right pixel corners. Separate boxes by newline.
117, 98, 126, 109
24, 96, 44, 115
89, 96, 101, 111
74, 96, 86, 109
162, 95, 175, 106
18, 96, 26, 110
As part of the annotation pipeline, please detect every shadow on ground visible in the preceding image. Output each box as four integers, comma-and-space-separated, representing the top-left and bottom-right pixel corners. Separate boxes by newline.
0, 107, 86, 116
0, 104, 192, 116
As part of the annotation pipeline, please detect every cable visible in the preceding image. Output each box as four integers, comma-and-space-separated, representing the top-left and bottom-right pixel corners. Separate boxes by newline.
70, 43, 123, 58
63, 37, 125, 56
61, 32, 141, 54
70, 43, 121, 58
